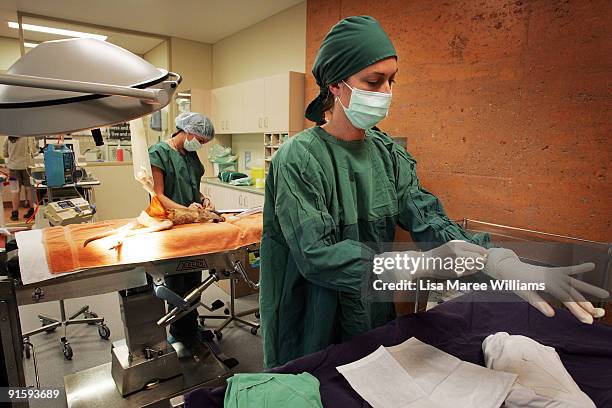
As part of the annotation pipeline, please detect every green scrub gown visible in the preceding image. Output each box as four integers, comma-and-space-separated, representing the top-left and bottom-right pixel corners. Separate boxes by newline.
260, 127, 490, 369
148, 141, 204, 338
149, 142, 204, 206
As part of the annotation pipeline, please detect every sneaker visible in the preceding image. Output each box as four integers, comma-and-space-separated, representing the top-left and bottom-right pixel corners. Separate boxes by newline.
24, 208, 34, 219
10, 210, 18, 221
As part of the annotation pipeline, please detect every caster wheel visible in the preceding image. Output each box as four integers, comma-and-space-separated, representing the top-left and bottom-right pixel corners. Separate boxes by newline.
24, 344, 31, 359
62, 343, 73, 360
85, 311, 98, 324
255, 312, 260, 319
250, 327, 258, 335
214, 330, 222, 340
98, 324, 111, 340
224, 308, 230, 315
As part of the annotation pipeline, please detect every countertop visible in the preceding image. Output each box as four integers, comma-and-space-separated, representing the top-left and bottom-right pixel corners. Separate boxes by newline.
202, 177, 265, 195
82, 161, 133, 167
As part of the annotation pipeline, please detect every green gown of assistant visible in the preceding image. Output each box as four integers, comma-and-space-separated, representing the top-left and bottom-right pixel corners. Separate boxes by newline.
260, 126, 491, 369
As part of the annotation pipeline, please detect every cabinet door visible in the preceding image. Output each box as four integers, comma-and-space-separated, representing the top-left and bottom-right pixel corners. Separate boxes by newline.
225, 84, 243, 133
242, 79, 265, 133
211, 88, 225, 131
264, 74, 289, 132
200, 183, 210, 198
211, 86, 239, 133
206, 184, 220, 207
246, 192, 265, 207
217, 185, 233, 209
239, 192, 262, 208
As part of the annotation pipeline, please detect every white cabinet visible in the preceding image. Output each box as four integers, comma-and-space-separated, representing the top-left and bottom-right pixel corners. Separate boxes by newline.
240, 191, 265, 207
212, 85, 243, 133
210, 72, 304, 134
264, 74, 290, 132
242, 79, 266, 131
201, 182, 264, 210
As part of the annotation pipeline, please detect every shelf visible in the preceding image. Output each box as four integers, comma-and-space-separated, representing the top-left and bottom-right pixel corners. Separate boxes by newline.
264, 131, 290, 174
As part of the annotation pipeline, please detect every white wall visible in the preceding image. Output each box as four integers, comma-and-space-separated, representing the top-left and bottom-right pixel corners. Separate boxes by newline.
171, 37, 213, 92
231, 134, 265, 173
0, 37, 20, 72
144, 40, 169, 70
212, 2, 306, 88
143, 38, 213, 143
210, 2, 306, 174
143, 41, 171, 143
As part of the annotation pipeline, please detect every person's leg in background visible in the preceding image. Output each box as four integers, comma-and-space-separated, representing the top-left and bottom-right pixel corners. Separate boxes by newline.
9, 169, 20, 221
165, 271, 203, 343
20, 170, 34, 219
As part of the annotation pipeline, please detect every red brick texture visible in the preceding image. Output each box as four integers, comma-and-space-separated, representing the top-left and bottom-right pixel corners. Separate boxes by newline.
305, 0, 611, 241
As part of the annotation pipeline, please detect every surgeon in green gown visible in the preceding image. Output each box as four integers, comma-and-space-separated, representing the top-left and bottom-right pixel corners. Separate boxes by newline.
149, 112, 216, 343
259, 16, 608, 369
259, 16, 489, 369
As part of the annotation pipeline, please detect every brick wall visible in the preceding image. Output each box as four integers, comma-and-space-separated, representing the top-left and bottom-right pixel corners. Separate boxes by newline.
305, 0, 610, 241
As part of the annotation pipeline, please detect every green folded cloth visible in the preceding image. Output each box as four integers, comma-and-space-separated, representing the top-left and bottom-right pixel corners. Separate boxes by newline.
224, 372, 323, 408
219, 171, 248, 183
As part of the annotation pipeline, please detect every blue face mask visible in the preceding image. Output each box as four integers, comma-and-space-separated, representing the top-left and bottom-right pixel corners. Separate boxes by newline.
338, 80, 392, 129
183, 136, 203, 151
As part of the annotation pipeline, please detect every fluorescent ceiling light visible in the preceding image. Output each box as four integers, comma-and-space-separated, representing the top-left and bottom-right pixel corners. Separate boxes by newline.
24, 42, 39, 48
8, 22, 107, 41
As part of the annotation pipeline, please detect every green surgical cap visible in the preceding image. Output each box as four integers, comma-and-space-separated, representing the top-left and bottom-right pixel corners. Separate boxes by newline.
305, 15, 397, 124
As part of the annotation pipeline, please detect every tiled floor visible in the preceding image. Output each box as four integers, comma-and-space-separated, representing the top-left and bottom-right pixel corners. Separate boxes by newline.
19, 284, 262, 408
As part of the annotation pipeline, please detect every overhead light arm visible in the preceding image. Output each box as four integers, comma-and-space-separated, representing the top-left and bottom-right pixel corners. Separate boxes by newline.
0, 72, 180, 104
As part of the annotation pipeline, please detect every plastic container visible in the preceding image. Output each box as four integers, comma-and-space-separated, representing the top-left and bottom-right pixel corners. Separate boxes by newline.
116, 143, 124, 162
251, 167, 265, 181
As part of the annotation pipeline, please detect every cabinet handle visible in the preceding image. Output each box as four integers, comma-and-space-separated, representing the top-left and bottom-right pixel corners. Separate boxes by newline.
258, 117, 262, 128
243, 194, 248, 208
264, 117, 269, 129
238, 194, 242, 206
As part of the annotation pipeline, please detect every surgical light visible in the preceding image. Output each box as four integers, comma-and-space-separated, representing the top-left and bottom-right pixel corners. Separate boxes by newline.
0, 38, 180, 136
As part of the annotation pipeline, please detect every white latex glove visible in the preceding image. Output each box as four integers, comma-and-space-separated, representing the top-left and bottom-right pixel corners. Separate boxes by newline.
375, 240, 488, 281
484, 248, 609, 324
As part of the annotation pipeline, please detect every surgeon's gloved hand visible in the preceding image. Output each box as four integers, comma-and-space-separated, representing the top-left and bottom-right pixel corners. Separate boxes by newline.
374, 240, 488, 281
188, 202, 203, 210
484, 248, 609, 324
202, 197, 215, 211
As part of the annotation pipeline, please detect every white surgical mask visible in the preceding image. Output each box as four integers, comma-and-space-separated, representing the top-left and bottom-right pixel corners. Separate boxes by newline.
183, 136, 203, 151
338, 80, 392, 129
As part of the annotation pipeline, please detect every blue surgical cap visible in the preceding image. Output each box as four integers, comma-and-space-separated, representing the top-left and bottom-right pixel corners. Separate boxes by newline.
175, 112, 215, 140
